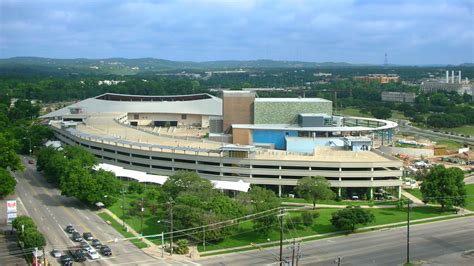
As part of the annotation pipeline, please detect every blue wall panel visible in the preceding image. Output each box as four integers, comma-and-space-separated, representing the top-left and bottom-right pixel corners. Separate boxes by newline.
252, 130, 298, 150
286, 137, 345, 154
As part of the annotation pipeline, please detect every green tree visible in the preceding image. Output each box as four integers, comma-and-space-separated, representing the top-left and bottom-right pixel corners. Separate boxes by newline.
330, 206, 375, 232
420, 165, 466, 209
162, 171, 214, 199
0, 168, 17, 198
0, 133, 23, 171
22, 228, 46, 249
64, 146, 97, 168
13, 216, 37, 232
295, 176, 335, 209
237, 186, 280, 236
371, 107, 392, 119
128, 182, 145, 194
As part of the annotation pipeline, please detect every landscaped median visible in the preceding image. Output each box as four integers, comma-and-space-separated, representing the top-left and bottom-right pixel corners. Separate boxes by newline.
97, 212, 149, 249
199, 208, 472, 257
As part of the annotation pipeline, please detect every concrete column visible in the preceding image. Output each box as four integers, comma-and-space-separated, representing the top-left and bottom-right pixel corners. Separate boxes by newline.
278, 185, 282, 197
338, 187, 341, 197
370, 187, 373, 200
398, 186, 402, 199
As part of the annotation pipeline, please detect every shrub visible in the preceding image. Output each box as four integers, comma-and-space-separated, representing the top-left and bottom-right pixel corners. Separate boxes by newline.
176, 239, 189, 255
301, 211, 319, 227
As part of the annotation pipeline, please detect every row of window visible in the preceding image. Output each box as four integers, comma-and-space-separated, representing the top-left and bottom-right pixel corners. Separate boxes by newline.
55, 131, 399, 174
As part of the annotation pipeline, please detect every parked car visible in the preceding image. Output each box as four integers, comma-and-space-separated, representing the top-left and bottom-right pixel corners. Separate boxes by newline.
51, 248, 61, 258
83, 232, 93, 241
72, 232, 82, 242
351, 195, 359, 200
28, 159, 34, 164
385, 193, 393, 200
65, 225, 75, 234
91, 239, 101, 248
100, 245, 112, 256
72, 249, 87, 262
79, 241, 91, 251
60, 254, 72, 265
87, 248, 100, 260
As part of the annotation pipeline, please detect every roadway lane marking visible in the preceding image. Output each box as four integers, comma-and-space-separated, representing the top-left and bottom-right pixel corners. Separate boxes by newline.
112, 259, 167, 265
16, 198, 31, 216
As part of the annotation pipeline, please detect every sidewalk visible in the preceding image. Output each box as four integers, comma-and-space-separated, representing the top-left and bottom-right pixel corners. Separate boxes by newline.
199, 212, 470, 256
98, 209, 196, 262
401, 190, 424, 204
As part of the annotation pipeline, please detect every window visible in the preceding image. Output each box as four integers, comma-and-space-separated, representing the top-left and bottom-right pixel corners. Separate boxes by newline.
133, 114, 139, 120
181, 114, 187, 120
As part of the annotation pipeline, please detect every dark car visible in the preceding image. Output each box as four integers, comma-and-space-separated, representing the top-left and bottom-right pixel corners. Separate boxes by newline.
91, 239, 101, 248
72, 232, 82, 242
60, 254, 72, 265
100, 245, 112, 256
72, 249, 87, 262
65, 225, 75, 234
83, 232, 93, 241
79, 241, 90, 251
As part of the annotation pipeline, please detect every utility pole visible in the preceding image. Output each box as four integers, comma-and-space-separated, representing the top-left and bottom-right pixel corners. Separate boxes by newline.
295, 242, 300, 266
168, 198, 174, 256
34, 247, 38, 266
203, 226, 206, 251
122, 187, 126, 229
407, 199, 411, 265
43, 247, 46, 265
161, 232, 164, 258
291, 239, 296, 266
279, 208, 284, 266
140, 197, 144, 234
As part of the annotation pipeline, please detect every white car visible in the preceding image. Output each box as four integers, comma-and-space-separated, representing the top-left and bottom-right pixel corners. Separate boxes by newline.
87, 248, 101, 260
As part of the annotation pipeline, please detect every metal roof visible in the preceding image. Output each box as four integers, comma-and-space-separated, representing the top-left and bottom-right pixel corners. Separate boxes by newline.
255, 98, 332, 103
41, 93, 222, 118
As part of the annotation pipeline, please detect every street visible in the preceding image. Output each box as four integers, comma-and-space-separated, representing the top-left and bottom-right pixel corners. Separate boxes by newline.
197, 216, 474, 265
13, 156, 162, 265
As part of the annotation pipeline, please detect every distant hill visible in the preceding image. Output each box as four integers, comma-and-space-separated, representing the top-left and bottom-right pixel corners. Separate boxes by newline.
0, 57, 366, 75
0, 57, 471, 76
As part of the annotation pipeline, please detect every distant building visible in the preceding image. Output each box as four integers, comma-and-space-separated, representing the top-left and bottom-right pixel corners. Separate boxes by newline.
353, 74, 400, 84
381, 91, 416, 103
421, 70, 472, 95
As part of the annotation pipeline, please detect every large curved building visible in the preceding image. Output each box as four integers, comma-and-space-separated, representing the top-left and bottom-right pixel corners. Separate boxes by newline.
43, 92, 402, 199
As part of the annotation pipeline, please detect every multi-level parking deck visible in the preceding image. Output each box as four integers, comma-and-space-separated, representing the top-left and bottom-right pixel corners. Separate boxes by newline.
50, 113, 403, 198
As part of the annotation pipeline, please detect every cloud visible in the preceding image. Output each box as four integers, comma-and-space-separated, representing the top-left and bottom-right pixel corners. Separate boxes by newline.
0, 0, 472, 64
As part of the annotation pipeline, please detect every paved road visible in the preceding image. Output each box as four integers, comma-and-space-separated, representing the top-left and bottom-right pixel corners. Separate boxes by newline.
398, 122, 474, 145
197, 217, 474, 265
13, 156, 161, 265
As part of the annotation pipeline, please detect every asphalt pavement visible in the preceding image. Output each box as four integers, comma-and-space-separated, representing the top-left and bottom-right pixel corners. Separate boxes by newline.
197, 216, 474, 266
13, 156, 163, 265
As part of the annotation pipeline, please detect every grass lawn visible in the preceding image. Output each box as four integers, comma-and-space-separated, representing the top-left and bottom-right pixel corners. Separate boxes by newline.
339, 107, 407, 120
339, 107, 374, 118
281, 198, 398, 206
97, 212, 148, 249
465, 184, 474, 211
197, 206, 454, 252
432, 139, 464, 150
405, 189, 423, 201
441, 125, 474, 136
107, 191, 167, 242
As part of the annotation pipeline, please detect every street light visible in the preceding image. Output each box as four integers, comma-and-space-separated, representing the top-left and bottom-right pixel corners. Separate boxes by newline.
157, 220, 171, 258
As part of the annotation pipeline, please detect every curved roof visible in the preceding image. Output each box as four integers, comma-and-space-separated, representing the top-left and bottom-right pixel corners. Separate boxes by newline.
41, 93, 222, 118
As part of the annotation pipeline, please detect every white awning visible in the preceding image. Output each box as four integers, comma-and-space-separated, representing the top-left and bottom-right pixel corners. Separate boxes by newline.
211, 179, 251, 192
94, 163, 250, 192
93, 163, 168, 185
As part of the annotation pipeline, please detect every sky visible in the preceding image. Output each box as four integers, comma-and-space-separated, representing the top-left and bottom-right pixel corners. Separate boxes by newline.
0, 0, 473, 65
